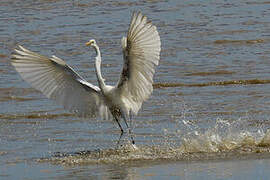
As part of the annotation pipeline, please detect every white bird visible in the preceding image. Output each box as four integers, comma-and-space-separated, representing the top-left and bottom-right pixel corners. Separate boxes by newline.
11, 12, 161, 144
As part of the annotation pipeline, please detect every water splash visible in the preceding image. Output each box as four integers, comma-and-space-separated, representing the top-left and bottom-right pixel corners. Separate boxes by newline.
38, 115, 270, 165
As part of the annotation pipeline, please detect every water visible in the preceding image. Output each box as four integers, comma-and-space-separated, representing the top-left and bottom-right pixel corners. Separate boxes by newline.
1, 0, 270, 179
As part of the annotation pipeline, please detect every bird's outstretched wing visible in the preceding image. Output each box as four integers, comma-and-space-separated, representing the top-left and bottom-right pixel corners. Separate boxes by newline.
11, 46, 110, 118
116, 12, 161, 114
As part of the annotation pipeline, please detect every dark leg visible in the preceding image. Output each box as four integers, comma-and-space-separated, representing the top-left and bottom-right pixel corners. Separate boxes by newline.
115, 116, 124, 145
117, 129, 124, 146
121, 110, 135, 144
128, 111, 135, 144
115, 116, 123, 133
129, 112, 133, 131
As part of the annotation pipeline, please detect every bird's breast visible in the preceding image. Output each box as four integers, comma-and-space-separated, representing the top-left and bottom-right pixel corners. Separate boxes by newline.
103, 87, 126, 111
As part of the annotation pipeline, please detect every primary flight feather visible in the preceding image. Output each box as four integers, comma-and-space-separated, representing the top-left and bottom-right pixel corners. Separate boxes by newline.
11, 12, 161, 144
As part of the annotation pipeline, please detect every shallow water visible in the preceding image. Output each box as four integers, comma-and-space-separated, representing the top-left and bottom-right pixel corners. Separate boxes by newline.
1, 0, 270, 179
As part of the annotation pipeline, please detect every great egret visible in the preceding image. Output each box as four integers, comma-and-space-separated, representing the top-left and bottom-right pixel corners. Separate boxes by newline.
11, 12, 161, 144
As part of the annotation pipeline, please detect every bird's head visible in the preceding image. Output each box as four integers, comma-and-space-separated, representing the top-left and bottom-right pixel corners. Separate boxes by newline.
85, 39, 97, 47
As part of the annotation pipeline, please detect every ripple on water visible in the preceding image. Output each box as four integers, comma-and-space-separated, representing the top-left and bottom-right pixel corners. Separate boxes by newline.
153, 79, 270, 88
214, 39, 266, 45
0, 113, 73, 121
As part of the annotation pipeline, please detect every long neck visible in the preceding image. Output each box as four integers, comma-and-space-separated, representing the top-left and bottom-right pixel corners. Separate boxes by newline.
93, 44, 106, 92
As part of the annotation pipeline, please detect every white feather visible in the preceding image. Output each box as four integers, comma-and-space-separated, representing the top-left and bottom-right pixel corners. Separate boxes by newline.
10, 12, 161, 131
116, 12, 161, 115
11, 46, 110, 118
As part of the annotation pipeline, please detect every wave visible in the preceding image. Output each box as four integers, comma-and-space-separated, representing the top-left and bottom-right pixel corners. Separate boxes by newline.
0, 112, 73, 120
154, 79, 270, 88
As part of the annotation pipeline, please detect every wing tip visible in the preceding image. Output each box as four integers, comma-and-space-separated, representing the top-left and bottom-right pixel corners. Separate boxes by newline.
14, 45, 26, 52
121, 36, 127, 49
13, 45, 29, 56
18, 45, 24, 50
132, 11, 142, 17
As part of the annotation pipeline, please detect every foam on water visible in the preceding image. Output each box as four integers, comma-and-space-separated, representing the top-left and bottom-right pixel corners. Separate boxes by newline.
38, 117, 270, 166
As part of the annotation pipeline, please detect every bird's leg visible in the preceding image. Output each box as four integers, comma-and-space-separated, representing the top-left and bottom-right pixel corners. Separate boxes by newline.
114, 116, 124, 146
121, 110, 135, 144
117, 129, 124, 146
129, 115, 135, 145
129, 111, 133, 131
115, 116, 124, 134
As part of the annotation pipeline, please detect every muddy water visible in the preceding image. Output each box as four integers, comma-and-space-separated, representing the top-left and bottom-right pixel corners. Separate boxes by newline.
1, 0, 270, 179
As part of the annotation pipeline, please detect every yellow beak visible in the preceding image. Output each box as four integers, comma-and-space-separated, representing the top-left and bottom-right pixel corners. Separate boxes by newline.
85, 41, 92, 46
